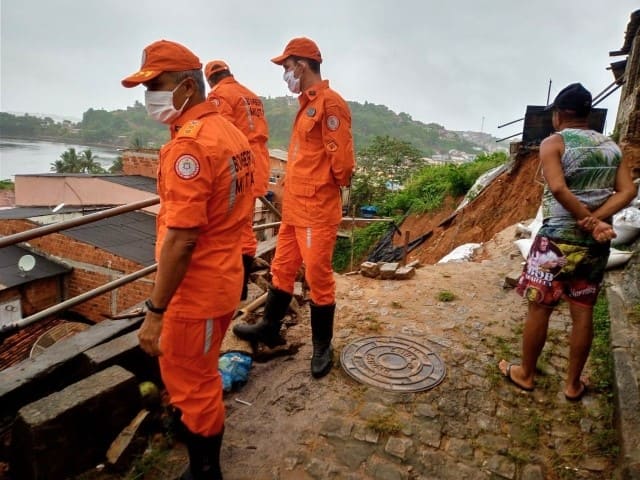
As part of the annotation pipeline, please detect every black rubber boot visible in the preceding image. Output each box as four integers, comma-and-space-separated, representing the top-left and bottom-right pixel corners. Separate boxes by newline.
181, 425, 224, 480
232, 287, 291, 347
310, 303, 335, 378
240, 254, 254, 301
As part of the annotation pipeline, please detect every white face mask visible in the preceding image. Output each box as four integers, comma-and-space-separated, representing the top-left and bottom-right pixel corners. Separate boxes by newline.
145, 81, 189, 124
283, 69, 301, 94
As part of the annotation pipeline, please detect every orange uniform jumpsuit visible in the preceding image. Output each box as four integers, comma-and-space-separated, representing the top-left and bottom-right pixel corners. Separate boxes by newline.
207, 76, 270, 256
271, 80, 355, 305
156, 102, 254, 436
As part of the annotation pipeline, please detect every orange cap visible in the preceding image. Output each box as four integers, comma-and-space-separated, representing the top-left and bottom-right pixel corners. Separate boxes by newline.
271, 37, 322, 65
204, 60, 230, 79
121, 40, 202, 88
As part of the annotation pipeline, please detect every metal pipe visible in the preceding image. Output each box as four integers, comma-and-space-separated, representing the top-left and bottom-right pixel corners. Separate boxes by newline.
252, 221, 281, 232
496, 132, 522, 142
0, 264, 158, 340
0, 197, 160, 248
593, 83, 623, 107
592, 80, 619, 103
497, 118, 524, 129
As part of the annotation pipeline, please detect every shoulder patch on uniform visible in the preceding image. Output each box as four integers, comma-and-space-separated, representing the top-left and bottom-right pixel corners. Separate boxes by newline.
174, 155, 200, 180
177, 120, 203, 138
326, 115, 340, 131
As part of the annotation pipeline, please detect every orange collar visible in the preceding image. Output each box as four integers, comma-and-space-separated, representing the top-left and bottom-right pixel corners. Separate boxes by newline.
171, 102, 217, 135
299, 80, 330, 105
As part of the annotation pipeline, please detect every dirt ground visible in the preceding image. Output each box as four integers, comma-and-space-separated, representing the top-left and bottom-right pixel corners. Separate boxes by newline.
70, 150, 620, 479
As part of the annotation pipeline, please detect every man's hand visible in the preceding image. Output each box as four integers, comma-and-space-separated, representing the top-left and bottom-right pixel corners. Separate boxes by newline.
592, 220, 617, 243
138, 312, 163, 356
577, 215, 598, 232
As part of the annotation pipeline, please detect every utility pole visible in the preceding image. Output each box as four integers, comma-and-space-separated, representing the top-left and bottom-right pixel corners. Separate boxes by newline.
480, 116, 485, 133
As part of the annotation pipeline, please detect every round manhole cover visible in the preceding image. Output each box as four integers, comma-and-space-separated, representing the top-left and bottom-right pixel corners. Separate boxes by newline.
340, 336, 446, 392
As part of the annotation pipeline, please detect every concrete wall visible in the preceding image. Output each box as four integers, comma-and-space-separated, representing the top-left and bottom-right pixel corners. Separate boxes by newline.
13, 175, 159, 214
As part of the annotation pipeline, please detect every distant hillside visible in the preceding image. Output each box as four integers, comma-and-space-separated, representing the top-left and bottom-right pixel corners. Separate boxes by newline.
263, 97, 495, 155
1, 98, 499, 154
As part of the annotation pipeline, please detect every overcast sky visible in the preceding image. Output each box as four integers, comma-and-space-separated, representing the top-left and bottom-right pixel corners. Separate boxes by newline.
0, 1, 635, 138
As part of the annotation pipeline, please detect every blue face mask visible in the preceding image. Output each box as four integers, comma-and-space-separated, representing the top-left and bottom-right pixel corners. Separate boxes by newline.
144, 81, 189, 124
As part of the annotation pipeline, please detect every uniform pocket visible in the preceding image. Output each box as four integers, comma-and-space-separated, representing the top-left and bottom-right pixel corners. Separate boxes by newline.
163, 317, 214, 358
289, 181, 316, 197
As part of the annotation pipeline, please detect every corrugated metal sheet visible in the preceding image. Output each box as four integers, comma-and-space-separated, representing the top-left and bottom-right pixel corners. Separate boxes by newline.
0, 245, 71, 289
100, 175, 157, 193
64, 211, 157, 266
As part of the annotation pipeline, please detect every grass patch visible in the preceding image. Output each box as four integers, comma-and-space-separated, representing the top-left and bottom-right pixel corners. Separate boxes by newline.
513, 410, 542, 449
485, 363, 503, 388
333, 220, 390, 272
628, 303, 640, 325
590, 293, 614, 390
493, 336, 515, 361
437, 290, 456, 302
127, 440, 171, 480
366, 410, 402, 435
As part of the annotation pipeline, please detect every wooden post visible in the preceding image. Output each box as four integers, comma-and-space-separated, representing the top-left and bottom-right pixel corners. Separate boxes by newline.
401, 230, 410, 266
350, 204, 356, 271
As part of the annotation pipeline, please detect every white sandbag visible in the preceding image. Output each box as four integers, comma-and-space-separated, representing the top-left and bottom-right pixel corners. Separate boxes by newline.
514, 238, 533, 259
606, 248, 634, 270
437, 243, 482, 264
612, 207, 640, 246
527, 206, 543, 239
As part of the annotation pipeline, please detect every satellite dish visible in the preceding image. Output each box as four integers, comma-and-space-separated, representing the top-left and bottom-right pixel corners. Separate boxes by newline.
52, 203, 65, 213
18, 254, 36, 273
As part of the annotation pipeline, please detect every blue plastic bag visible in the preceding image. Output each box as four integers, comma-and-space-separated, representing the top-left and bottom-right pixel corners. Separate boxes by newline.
218, 352, 253, 392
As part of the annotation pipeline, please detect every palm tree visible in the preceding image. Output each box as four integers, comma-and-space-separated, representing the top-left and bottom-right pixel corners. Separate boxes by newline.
50, 148, 106, 174
79, 149, 106, 174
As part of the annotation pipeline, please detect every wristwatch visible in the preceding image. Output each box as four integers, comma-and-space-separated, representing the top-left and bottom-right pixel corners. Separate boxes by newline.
145, 298, 167, 314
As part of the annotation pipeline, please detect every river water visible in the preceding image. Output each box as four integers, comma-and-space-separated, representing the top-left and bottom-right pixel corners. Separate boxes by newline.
0, 138, 121, 180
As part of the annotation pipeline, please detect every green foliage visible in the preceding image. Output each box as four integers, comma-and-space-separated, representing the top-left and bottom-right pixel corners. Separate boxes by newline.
50, 147, 106, 174
0, 179, 14, 190
262, 97, 492, 154
0, 103, 168, 148
591, 292, 613, 390
382, 151, 508, 215
333, 221, 391, 272
437, 290, 456, 302
109, 156, 124, 174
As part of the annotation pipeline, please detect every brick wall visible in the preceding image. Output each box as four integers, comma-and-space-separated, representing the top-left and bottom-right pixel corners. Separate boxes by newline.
0, 278, 62, 318
122, 150, 159, 178
0, 220, 154, 322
